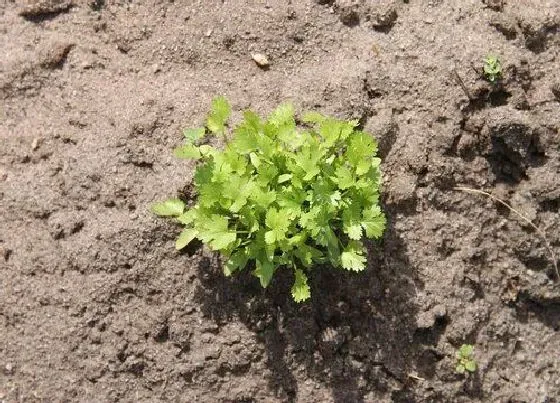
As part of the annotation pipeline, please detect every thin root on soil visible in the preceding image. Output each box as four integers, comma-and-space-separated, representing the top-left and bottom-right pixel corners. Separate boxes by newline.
454, 186, 559, 281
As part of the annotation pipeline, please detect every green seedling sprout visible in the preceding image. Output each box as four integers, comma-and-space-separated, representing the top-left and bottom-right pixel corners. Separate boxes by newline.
483, 55, 502, 83
455, 344, 477, 374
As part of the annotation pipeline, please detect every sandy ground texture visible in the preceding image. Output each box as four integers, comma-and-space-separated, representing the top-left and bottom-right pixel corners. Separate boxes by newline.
1, 0, 560, 402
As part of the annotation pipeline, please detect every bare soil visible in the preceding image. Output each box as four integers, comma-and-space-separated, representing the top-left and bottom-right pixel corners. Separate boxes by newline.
1, 0, 560, 402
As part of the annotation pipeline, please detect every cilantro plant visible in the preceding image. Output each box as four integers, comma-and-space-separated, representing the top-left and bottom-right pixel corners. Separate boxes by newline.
483, 55, 502, 83
455, 344, 477, 374
152, 97, 386, 302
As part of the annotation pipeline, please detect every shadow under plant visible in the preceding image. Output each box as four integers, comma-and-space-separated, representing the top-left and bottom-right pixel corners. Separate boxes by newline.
193, 202, 425, 402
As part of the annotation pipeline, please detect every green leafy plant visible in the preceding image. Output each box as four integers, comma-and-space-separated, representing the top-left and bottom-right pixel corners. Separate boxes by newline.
455, 344, 477, 374
483, 55, 502, 83
152, 97, 386, 302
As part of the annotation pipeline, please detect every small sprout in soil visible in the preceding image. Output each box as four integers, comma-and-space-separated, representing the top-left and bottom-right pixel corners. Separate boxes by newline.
483, 54, 502, 83
455, 344, 477, 374
152, 97, 386, 303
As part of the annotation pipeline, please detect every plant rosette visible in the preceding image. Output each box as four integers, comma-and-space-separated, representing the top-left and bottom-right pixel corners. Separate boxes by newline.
455, 344, 477, 374
152, 97, 386, 302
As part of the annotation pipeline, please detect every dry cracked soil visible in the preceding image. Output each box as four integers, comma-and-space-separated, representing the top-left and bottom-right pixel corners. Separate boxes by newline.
1, 0, 560, 402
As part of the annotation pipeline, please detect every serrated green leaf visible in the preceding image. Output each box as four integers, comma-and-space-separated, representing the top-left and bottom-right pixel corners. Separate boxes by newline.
249, 152, 261, 168
319, 119, 342, 147
294, 243, 323, 267
291, 268, 310, 302
177, 209, 197, 225
287, 233, 306, 247
276, 125, 298, 146
256, 163, 279, 185
343, 202, 363, 240
198, 181, 223, 208
237, 206, 260, 233
289, 130, 314, 151
254, 258, 274, 288
277, 173, 292, 184
292, 144, 321, 181
310, 180, 336, 207
199, 145, 217, 158
264, 231, 275, 245
206, 96, 231, 134
341, 241, 367, 272
362, 205, 386, 239
455, 364, 465, 374
356, 159, 371, 176
464, 360, 476, 372
197, 215, 237, 250
224, 250, 248, 276
255, 134, 276, 159
151, 199, 185, 216
174, 143, 201, 159
175, 228, 197, 250
346, 224, 363, 240
322, 227, 341, 265
222, 175, 255, 213
333, 165, 354, 190
211, 232, 237, 250
330, 191, 341, 206
347, 131, 378, 163
211, 233, 237, 250
341, 251, 366, 271
183, 127, 206, 143
300, 205, 331, 238
249, 187, 277, 209
193, 162, 213, 185
277, 187, 305, 215
223, 148, 248, 174
230, 199, 247, 213
211, 154, 234, 183
299, 207, 318, 233
354, 184, 380, 206
232, 125, 258, 155
268, 103, 295, 128
302, 111, 327, 125
265, 208, 290, 244
341, 120, 359, 139
243, 110, 261, 130
459, 344, 474, 357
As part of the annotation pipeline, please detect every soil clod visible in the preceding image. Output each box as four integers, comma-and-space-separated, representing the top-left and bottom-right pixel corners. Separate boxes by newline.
18, 0, 73, 20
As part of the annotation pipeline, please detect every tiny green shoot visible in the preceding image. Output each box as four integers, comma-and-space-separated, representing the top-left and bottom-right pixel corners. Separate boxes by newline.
455, 344, 477, 374
483, 55, 502, 83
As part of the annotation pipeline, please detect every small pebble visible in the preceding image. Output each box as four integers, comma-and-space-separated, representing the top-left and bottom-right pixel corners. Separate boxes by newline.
31, 138, 41, 151
251, 53, 270, 68
5, 363, 14, 374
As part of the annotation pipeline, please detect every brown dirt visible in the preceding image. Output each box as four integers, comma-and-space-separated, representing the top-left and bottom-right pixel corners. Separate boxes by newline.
1, 0, 560, 402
